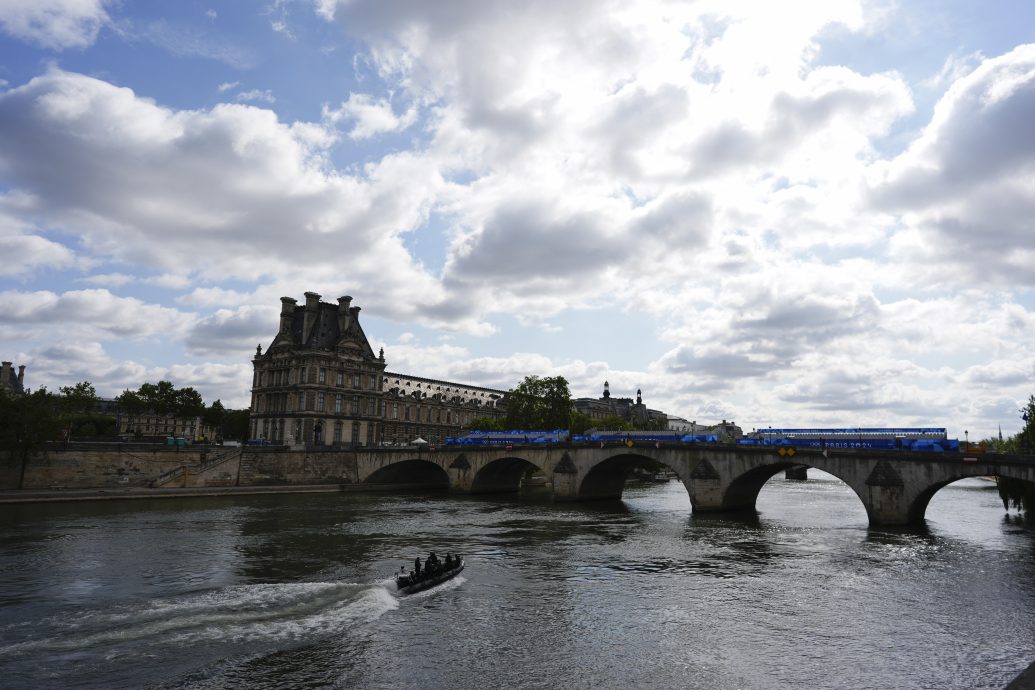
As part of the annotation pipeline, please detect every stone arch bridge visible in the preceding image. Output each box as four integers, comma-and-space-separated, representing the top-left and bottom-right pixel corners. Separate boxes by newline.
354, 443, 1035, 527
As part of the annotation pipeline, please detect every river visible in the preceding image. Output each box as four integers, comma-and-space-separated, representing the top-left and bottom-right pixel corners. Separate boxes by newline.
1, 473, 1033, 689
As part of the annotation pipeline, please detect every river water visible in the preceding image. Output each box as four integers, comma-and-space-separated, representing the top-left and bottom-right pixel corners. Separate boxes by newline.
1, 474, 1033, 689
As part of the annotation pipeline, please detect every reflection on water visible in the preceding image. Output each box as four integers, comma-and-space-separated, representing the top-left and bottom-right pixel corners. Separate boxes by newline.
0, 474, 1033, 689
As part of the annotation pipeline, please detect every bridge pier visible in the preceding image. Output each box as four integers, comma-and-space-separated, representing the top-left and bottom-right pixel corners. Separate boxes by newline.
785, 466, 808, 480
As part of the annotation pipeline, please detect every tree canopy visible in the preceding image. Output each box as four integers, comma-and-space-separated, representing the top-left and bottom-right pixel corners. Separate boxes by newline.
0, 388, 61, 488
117, 380, 205, 419
997, 394, 1035, 521
504, 375, 572, 430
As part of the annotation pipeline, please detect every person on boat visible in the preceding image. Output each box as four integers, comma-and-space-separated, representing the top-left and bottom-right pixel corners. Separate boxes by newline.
414, 556, 422, 578
427, 552, 439, 572
444, 553, 453, 569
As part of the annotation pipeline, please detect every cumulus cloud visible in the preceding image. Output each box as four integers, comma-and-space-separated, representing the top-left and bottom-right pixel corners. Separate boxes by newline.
871, 44, 1035, 286
0, 0, 110, 50
324, 92, 417, 139
185, 305, 279, 356
0, 289, 195, 340
0, 68, 471, 327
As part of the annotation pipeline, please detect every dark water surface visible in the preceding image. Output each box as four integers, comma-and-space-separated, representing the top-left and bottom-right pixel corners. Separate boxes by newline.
1, 474, 1033, 689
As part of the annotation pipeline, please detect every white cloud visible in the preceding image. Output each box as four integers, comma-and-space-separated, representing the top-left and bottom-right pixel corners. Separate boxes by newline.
237, 88, 276, 104
871, 44, 1035, 287
218, 81, 240, 92
324, 92, 417, 139
0, 0, 110, 50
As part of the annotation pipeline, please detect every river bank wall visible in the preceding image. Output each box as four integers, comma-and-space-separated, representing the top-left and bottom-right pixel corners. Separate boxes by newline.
0, 444, 361, 491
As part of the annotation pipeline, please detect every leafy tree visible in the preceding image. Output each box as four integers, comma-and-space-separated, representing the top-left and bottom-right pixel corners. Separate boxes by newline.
569, 411, 594, 435
139, 380, 178, 415
466, 416, 504, 431
116, 389, 146, 436
997, 394, 1035, 521
504, 375, 572, 430
223, 408, 251, 441
203, 400, 228, 438
595, 414, 634, 431
59, 381, 97, 415
0, 388, 61, 489
174, 386, 204, 419
58, 381, 98, 439
1019, 394, 1035, 453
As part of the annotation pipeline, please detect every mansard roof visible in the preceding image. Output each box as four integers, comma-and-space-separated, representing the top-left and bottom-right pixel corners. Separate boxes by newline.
267, 293, 378, 360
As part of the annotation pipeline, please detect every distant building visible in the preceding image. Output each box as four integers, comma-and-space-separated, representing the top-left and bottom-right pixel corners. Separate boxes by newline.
0, 361, 25, 395
667, 415, 743, 441
249, 292, 506, 448
574, 381, 668, 427
380, 373, 507, 446
118, 412, 213, 442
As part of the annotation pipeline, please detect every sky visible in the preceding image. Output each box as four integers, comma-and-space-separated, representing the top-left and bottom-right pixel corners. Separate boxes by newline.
1, 0, 1034, 440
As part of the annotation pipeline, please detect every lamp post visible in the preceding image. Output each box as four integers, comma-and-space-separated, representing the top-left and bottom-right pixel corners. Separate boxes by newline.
965, 429, 969, 450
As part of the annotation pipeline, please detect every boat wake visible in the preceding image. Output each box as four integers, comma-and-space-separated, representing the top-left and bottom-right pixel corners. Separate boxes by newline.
400, 574, 467, 600
0, 580, 400, 659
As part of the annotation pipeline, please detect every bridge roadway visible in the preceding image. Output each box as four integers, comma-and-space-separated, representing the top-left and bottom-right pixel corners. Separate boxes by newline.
354, 442, 1035, 526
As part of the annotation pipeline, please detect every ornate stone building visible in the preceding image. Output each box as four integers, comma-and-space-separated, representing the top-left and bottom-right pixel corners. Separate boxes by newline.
573, 381, 668, 427
249, 293, 506, 447
380, 372, 506, 446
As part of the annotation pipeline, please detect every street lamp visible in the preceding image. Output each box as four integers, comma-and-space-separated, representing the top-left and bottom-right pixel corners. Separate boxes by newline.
965, 429, 969, 449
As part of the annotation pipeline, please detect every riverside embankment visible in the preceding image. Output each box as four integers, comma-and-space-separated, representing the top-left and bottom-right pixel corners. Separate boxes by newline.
0, 442, 366, 493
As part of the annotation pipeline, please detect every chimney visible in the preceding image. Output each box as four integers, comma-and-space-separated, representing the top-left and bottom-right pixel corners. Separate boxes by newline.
1, 362, 10, 387
17, 365, 24, 386
338, 295, 353, 333
279, 297, 297, 334
302, 291, 321, 341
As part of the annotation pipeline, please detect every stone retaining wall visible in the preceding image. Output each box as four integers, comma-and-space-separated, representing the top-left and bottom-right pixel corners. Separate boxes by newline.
0, 446, 360, 490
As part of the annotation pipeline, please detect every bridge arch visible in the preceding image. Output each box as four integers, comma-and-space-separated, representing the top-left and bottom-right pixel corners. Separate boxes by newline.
721, 460, 869, 517
364, 457, 449, 488
579, 452, 678, 500
471, 456, 542, 494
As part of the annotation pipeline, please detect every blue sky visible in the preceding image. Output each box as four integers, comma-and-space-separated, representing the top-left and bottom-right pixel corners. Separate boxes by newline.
1, 0, 1034, 439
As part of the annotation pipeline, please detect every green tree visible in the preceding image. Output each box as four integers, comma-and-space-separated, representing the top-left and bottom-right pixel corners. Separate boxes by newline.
0, 388, 61, 489
139, 380, 178, 415
174, 386, 204, 419
223, 408, 251, 441
203, 400, 228, 439
1019, 394, 1035, 454
58, 381, 98, 440
116, 389, 146, 436
569, 411, 594, 435
59, 381, 97, 415
504, 375, 572, 430
466, 416, 504, 431
997, 394, 1035, 521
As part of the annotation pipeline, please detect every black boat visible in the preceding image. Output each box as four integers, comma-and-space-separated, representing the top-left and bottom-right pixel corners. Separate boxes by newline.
395, 558, 465, 595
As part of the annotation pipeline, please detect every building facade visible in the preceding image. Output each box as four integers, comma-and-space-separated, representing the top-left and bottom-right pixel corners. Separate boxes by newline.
249, 293, 506, 448
117, 411, 213, 442
666, 416, 743, 441
380, 372, 506, 446
574, 381, 668, 427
